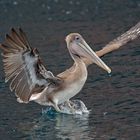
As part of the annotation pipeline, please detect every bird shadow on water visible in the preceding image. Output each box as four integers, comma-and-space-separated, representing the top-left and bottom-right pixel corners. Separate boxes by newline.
17, 108, 95, 140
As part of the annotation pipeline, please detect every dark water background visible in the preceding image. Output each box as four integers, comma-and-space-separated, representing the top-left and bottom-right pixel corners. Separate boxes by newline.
0, 0, 140, 140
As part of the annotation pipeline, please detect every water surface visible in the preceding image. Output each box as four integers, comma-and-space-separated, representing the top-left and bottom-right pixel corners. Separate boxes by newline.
0, 0, 140, 140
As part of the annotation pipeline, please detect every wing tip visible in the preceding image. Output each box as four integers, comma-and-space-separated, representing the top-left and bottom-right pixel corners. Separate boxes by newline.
19, 27, 23, 32
5, 33, 9, 38
11, 27, 22, 34
11, 27, 15, 32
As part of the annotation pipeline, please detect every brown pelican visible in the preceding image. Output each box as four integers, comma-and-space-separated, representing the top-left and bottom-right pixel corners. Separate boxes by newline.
0, 28, 111, 113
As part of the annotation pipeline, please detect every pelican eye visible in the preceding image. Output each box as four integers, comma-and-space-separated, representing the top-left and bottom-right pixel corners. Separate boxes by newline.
75, 36, 80, 40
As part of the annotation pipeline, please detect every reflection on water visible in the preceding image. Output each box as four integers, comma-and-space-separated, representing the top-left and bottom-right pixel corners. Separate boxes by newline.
55, 115, 90, 140
18, 113, 95, 140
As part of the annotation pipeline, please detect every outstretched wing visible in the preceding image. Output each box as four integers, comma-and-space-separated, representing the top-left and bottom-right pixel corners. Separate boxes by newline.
96, 22, 140, 57
0, 28, 61, 103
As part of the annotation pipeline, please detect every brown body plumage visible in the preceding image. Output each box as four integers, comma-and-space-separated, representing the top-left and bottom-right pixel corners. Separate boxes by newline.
0, 29, 111, 112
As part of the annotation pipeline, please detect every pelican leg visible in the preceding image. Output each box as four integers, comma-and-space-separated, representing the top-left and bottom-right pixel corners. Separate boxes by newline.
53, 102, 63, 113
66, 100, 73, 108
66, 100, 76, 113
68, 100, 75, 107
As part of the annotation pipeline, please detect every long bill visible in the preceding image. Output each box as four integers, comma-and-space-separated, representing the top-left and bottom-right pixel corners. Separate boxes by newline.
78, 41, 111, 73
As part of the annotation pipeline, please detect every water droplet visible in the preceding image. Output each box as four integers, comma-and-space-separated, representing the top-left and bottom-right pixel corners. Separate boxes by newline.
108, 73, 112, 77
76, 1, 80, 5
13, 1, 18, 5
42, 3, 45, 8
66, 11, 72, 15
48, 17, 52, 21
103, 112, 108, 115
69, 1, 73, 5
47, 6, 51, 10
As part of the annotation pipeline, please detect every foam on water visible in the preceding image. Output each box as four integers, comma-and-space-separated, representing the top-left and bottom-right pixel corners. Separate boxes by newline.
42, 100, 90, 115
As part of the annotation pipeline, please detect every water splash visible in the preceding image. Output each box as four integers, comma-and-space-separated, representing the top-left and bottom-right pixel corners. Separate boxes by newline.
108, 73, 112, 77
59, 100, 90, 115
42, 100, 90, 115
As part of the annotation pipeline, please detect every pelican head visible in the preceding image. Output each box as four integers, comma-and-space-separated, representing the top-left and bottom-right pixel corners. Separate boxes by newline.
65, 33, 111, 73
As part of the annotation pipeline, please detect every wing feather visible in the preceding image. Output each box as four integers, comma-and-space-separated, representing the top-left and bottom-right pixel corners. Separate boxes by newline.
5, 34, 22, 50
0, 28, 61, 103
10, 28, 27, 49
96, 22, 140, 57
19, 28, 31, 49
